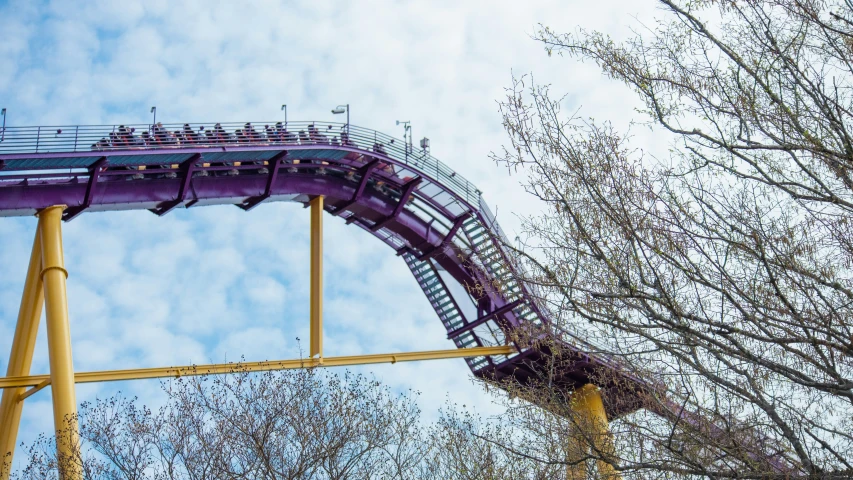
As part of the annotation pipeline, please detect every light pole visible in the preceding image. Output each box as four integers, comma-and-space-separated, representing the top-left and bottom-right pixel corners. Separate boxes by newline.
331, 104, 349, 135
150, 106, 156, 128
396, 120, 412, 157
1, 108, 5, 142
281, 104, 287, 127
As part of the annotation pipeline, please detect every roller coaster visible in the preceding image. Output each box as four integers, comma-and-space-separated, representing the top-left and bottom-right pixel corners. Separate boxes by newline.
0, 120, 788, 479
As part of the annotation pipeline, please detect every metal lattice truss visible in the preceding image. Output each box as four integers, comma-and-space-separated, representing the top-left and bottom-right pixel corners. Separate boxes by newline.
0, 120, 645, 410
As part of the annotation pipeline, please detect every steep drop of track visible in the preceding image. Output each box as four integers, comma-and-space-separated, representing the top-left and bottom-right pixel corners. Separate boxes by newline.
0, 120, 651, 419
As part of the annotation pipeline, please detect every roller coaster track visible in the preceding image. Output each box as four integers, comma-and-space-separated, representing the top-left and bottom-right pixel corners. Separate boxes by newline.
0, 120, 792, 474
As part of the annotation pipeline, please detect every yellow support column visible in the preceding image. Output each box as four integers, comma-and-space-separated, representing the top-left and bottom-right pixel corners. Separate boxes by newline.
567, 384, 621, 480
38, 205, 81, 480
0, 228, 45, 480
309, 196, 324, 361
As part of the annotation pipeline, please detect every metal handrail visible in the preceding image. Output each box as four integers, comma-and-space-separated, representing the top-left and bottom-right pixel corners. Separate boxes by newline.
0, 121, 482, 206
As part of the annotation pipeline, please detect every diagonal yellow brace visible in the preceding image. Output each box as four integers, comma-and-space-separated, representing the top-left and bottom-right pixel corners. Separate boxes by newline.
0, 345, 515, 388
19, 379, 50, 402
0, 227, 45, 480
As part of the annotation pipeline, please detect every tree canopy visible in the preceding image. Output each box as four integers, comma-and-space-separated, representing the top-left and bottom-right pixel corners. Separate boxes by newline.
492, 0, 853, 477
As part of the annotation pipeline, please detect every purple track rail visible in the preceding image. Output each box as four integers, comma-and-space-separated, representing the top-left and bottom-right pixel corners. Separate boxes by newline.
0, 120, 793, 473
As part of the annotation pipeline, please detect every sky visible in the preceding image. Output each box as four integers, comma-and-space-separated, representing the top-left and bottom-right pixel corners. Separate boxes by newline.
0, 0, 663, 468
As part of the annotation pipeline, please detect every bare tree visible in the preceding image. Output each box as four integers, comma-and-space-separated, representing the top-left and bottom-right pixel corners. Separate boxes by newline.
424, 404, 562, 479
484, 0, 853, 477
12, 369, 435, 480
13, 368, 634, 479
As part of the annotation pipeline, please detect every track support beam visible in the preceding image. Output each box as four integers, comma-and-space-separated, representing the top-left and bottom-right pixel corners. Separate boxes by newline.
446, 299, 522, 340
333, 160, 378, 216
150, 154, 200, 216
239, 152, 287, 211
63, 157, 106, 221
566, 384, 621, 480
0, 227, 45, 480
417, 212, 471, 261
370, 177, 421, 232
39, 206, 82, 480
310, 195, 324, 360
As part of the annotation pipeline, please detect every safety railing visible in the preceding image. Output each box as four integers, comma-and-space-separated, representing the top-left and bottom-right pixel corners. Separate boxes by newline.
0, 121, 482, 207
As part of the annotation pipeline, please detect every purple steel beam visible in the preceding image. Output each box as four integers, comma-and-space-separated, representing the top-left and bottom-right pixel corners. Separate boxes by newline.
0, 171, 478, 288
149, 154, 200, 216
0, 143, 469, 222
332, 160, 379, 216
238, 151, 287, 211
370, 176, 421, 232
63, 156, 106, 221
417, 212, 471, 261
446, 299, 522, 340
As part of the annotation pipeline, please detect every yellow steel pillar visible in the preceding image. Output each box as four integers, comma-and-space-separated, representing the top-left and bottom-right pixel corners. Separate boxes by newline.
309, 196, 324, 361
38, 205, 81, 480
567, 384, 621, 480
0, 228, 45, 480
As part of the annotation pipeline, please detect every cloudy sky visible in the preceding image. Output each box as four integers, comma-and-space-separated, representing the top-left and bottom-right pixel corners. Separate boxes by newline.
0, 0, 661, 467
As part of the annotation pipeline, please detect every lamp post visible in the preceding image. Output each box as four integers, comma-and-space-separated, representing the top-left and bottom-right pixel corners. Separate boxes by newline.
281, 104, 287, 128
331, 104, 349, 135
1, 108, 5, 142
150, 106, 156, 128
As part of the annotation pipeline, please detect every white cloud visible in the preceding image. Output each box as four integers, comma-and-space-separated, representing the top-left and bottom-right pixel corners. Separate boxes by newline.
213, 326, 289, 363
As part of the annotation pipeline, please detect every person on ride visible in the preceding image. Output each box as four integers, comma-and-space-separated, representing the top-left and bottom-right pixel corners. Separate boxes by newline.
182, 124, 196, 144
129, 128, 145, 148
212, 123, 226, 144
244, 123, 259, 143
373, 142, 387, 155
274, 122, 286, 144
153, 123, 168, 145
372, 143, 394, 175
283, 128, 297, 144
91, 137, 109, 151
308, 124, 328, 145
116, 126, 133, 148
